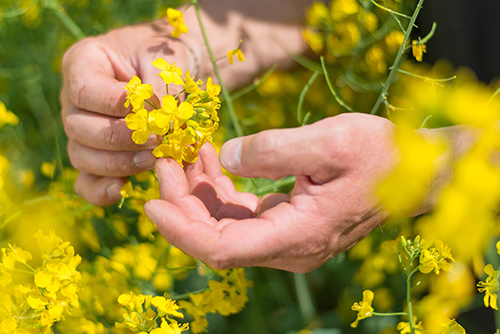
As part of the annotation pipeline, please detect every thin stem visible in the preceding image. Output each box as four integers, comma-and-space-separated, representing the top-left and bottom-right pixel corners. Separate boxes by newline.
145, 100, 158, 109
372, 312, 408, 317
0, 0, 41, 18
320, 57, 355, 112
171, 287, 209, 300
370, 0, 425, 115
293, 273, 316, 325
407, 260, 415, 334
174, 89, 185, 99
193, 0, 243, 137
252, 176, 295, 196
383, 0, 405, 32
44, 0, 86, 40
297, 69, 319, 125
370, 0, 413, 20
488, 86, 500, 105
231, 64, 278, 100
394, 68, 456, 82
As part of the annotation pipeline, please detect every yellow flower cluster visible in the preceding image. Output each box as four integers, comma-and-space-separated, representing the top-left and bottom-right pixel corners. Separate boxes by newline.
124, 59, 220, 167
178, 268, 251, 334
0, 230, 81, 333
115, 292, 188, 333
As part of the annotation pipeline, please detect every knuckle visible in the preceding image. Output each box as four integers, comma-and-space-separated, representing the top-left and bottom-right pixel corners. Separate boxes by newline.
62, 114, 76, 140
68, 76, 87, 108
67, 141, 82, 170
206, 251, 233, 270
103, 128, 124, 150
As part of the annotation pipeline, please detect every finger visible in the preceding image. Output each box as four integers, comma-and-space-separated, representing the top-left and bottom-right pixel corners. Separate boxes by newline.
62, 41, 131, 117
155, 158, 212, 222
145, 198, 303, 269
63, 97, 160, 151
68, 140, 157, 177
256, 193, 290, 217
74, 172, 128, 206
219, 118, 346, 182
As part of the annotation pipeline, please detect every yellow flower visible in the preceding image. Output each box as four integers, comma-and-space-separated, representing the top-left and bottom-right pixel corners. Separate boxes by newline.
419, 240, 455, 275
397, 317, 425, 334
412, 40, 427, 62
124, 76, 154, 111
166, 8, 188, 38
440, 319, 466, 334
152, 59, 184, 86
477, 264, 499, 310
0, 101, 19, 128
125, 108, 152, 144
350, 290, 374, 328
152, 296, 183, 318
0, 318, 17, 333
150, 319, 189, 334
183, 71, 203, 95
227, 44, 245, 65
40, 161, 56, 178
496, 241, 500, 255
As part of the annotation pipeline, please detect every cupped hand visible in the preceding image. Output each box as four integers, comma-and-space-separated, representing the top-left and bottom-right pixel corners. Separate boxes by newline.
61, 22, 200, 205
145, 113, 398, 273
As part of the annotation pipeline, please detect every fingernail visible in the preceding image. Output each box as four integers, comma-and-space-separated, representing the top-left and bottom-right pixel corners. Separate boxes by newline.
107, 182, 123, 200
133, 150, 157, 169
220, 139, 242, 171
155, 159, 163, 180
143, 134, 160, 149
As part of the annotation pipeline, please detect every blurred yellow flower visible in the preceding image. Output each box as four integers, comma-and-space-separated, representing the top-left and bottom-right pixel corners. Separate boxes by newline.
350, 289, 374, 328
166, 8, 188, 38
440, 319, 465, 334
477, 264, 499, 310
40, 161, 56, 179
0, 101, 18, 128
397, 317, 424, 334
227, 44, 245, 65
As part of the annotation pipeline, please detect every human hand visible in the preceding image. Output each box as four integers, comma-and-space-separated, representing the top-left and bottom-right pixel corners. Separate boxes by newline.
61, 22, 201, 206
145, 113, 398, 273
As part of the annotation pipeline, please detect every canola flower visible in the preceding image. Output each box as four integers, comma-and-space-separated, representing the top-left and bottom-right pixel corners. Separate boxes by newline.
477, 264, 499, 310
227, 41, 245, 65
350, 289, 374, 328
418, 240, 455, 275
0, 230, 81, 333
124, 58, 220, 167
166, 8, 188, 38
412, 40, 427, 62
397, 317, 425, 334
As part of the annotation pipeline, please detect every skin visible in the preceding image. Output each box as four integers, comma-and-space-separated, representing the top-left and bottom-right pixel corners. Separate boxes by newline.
61, 0, 478, 272
61, 0, 310, 205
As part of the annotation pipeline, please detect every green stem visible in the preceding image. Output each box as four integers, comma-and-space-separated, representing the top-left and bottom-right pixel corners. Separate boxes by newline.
395, 68, 456, 82
407, 263, 415, 334
297, 69, 319, 125
192, 0, 243, 137
0, 0, 41, 18
293, 273, 316, 325
43, 0, 86, 40
145, 100, 158, 109
171, 287, 209, 300
231, 64, 278, 100
320, 57, 354, 112
371, 0, 412, 19
370, 0, 425, 115
252, 176, 295, 196
372, 312, 408, 317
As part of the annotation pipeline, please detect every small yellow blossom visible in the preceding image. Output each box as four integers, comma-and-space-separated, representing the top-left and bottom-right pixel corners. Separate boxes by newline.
412, 40, 427, 62
397, 317, 425, 334
166, 8, 188, 38
40, 161, 56, 178
477, 264, 499, 310
350, 290, 374, 328
440, 319, 466, 334
152, 59, 184, 85
152, 296, 183, 318
419, 240, 455, 275
227, 43, 245, 65
125, 108, 152, 144
124, 75, 154, 111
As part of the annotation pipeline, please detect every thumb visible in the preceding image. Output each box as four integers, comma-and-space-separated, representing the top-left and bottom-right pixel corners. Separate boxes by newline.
219, 120, 345, 182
